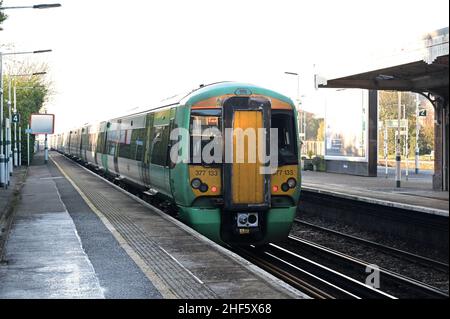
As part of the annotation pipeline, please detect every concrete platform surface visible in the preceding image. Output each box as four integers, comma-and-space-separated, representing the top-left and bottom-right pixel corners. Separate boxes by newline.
0, 166, 27, 259
302, 167, 449, 216
0, 152, 307, 299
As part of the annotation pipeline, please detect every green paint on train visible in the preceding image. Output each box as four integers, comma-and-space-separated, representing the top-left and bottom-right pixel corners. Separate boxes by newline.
56, 82, 301, 245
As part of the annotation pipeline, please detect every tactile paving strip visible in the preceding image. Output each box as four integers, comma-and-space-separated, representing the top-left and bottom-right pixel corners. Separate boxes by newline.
55, 158, 217, 299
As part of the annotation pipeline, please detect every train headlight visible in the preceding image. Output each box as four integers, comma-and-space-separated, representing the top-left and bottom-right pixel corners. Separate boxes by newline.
199, 183, 209, 193
281, 183, 289, 192
287, 178, 297, 188
247, 214, 257, 224
238, 215, 248, 225
191, 178, 202, 189
237, 213, 259, 227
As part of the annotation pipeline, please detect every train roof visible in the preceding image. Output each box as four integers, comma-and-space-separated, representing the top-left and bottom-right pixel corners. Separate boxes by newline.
59, 82, 295, 132
181, 81, 295, 107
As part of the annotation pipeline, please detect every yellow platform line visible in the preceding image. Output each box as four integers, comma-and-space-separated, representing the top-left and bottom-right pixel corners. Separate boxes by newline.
50, 154, 177, 299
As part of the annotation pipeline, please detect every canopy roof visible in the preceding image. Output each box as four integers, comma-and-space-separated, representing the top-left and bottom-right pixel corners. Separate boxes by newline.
319, 27, 449, 100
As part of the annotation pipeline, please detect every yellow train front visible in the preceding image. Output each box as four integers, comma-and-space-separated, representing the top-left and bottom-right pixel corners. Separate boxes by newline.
57, 82, 301, 246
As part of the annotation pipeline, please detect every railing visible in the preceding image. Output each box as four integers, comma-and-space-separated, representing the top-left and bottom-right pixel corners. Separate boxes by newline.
302, 141, 325, 157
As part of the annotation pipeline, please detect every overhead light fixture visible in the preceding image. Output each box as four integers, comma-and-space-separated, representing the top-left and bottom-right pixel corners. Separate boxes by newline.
376, 74, 395, 80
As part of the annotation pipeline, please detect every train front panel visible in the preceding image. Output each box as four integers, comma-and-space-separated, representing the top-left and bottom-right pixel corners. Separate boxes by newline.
171, 83, 301, 245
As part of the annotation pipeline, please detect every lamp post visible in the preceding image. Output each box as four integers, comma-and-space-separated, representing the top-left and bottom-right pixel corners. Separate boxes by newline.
9, 72, 46, 167
285, 71, 304, 154
415, 93, 420, 174
395, 92, 402, 188
0, 50, 51, 188
0, 3, 61, 10
0, 53, 6, 188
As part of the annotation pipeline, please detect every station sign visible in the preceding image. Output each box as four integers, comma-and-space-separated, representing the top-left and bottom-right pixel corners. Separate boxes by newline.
395, 130, 408, 136
383, 119, 408, 128
12, 113, 20, 123
30, 113, 55, 135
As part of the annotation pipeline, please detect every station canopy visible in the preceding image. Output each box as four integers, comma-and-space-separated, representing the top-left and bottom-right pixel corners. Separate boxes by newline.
318, 27, 449, 101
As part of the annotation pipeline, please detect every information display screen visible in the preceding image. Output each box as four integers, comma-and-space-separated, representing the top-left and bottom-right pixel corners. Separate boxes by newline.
30, 114, 55, 135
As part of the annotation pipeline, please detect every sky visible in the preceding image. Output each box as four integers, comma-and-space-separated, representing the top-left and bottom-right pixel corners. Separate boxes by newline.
1, 0, 449, 132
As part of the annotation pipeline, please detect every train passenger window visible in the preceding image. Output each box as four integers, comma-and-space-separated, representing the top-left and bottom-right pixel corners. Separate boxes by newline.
272, 111, 298, 165
150, 125, 170, 166
118, 129, 133, 159
106, 128, 119, 156
96, 122, 107, 154
190, 109, 222, 164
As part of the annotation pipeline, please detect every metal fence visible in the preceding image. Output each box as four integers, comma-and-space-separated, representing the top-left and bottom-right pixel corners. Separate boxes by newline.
303, 141, 325, 157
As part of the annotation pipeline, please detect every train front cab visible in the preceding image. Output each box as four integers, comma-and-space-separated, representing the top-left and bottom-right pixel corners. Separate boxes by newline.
179, 92, 300, 246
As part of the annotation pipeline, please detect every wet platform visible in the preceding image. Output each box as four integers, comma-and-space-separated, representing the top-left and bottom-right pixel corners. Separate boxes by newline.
0, 152, 306, 299
301, 168, 449, 216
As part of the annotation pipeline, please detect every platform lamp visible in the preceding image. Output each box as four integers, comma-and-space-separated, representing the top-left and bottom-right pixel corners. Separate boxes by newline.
9, 72, 47, 167
285, 71, 305, 154
0, 4, 59, 189
0, 3, 61, 10
0, 50, 51, 188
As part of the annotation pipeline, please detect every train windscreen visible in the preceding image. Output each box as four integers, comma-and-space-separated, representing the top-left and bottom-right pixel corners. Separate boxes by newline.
272, 110, 298, 165
190, 109, 222, 164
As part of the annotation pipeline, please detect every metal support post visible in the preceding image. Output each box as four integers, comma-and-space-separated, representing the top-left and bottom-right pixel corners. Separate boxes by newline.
415, 93, 420, 174
18, 125, 22, 166
5, 118, 11, 185
13, 86, 18, 167
403, 104, 408, 181
7, 81, 13, 175
396, 92, 402, 188
0, 53, 6, 188
44, 134, 48, 164
384, 125, 388, 178
27, 124, 30, 166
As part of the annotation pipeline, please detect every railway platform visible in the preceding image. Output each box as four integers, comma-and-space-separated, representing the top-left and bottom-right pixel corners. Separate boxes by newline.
302, 168, 449, 216
0, 166, 27, 258
0, 152, 307, 299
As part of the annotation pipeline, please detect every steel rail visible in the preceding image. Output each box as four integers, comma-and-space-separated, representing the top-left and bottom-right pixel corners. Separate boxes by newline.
259, 243, 396, 299
294, 218, 449, 272
287, 234, 449, 299
233, 247, 339, 299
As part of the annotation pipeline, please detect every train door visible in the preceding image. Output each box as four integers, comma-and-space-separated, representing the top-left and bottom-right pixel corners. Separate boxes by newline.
222, 96, 271, 210
81, 127, 88, 161
166, 107, 177, 196
96, 122, 108, 169
142, 113, 154, 187
148, 109, 171, 195
221, 96, 271, 242
104, 120, 120, 174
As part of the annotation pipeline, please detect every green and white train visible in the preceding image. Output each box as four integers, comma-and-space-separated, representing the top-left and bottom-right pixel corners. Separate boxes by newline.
52, 82, 301, 245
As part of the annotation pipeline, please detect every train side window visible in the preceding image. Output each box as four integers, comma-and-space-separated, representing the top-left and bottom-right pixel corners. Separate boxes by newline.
96, 132, 105, 153
150, 125, 169, 166
106, 129, 118, 156
118, 115, 146, 160
118, 129, 133, 159
134, 128, 146, 161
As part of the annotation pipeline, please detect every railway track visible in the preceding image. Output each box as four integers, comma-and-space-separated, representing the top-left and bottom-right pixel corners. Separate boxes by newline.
283, 235, 448, 299
60, 154, 448, 299
294, 218, 449, 273
234, 245, 396, 299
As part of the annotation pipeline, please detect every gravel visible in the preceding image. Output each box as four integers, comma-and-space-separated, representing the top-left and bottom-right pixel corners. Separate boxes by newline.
290, 212, 449, 295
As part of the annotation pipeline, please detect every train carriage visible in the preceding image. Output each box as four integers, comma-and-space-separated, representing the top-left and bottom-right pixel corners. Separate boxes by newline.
59, 82, 301, 245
